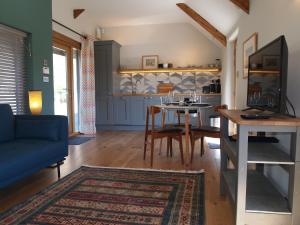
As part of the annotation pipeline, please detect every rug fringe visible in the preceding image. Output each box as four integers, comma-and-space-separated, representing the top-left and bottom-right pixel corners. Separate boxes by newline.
81, 165, 205, 174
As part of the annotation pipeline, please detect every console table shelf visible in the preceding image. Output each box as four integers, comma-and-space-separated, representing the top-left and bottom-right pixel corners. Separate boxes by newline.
223, 137, 294, 166
223, 171, 291, 214
219, 110, 300, 225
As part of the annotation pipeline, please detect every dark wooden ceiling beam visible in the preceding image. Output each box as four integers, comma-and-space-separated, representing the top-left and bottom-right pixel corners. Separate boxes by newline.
230, 0, 249, 14
176, 3, 227, 47
73, 9, 85, 19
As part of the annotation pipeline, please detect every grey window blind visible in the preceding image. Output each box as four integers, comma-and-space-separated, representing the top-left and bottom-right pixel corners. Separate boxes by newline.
0, 24, 27, 114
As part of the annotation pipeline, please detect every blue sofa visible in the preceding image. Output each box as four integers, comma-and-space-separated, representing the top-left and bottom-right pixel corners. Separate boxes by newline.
0, 104, 68, 188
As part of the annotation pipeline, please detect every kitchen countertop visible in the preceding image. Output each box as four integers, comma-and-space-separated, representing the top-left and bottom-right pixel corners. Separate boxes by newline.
113, 93, 221, 97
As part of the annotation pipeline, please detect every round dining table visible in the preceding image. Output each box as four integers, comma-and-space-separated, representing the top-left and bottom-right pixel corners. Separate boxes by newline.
153, 103, 212, 167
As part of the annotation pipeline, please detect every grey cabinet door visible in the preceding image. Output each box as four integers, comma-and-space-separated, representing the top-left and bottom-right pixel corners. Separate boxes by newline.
113, 96, 130, 125
130, 96, 147, 126
201, 96, 221, 105
96, 96, 113, 125
94, 45, 112, 97
201, 95, 221, 126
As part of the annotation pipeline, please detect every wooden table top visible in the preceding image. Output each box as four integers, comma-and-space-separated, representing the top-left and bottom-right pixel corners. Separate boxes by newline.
219, 110, 300, 126
154, 103, 212, 111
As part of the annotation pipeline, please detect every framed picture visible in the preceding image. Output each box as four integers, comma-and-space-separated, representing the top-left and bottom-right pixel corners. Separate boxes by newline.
142, 55, 159, 69
243, 33, 258, 78
262, 55, 280, 70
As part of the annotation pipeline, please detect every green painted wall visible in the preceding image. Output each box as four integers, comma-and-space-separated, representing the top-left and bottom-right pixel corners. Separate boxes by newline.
0, 0, 54, 114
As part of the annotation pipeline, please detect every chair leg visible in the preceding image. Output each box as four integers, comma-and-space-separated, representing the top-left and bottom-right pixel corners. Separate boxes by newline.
177, 112, 181, 126
178, 135, 184, 165
190, 133, 195, 163
167, 137, 170, 157
201, 137, 205, 156
57, 162, 61, 179
144, 133, 148, 160
159, 138, 163, 156
150, 136, 155, 167
170, 138, 173, 157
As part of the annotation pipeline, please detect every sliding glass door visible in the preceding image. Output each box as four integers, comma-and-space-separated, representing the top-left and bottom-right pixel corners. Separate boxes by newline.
53, 46, 69, 117
53, 32, 81, 135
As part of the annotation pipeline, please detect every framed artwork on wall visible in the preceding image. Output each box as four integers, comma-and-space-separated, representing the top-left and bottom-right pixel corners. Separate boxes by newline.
243, 33, 258, 79
142, 55, 159, 69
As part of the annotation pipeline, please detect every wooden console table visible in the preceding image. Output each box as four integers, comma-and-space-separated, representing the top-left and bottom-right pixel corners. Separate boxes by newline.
219, 110, 300, 225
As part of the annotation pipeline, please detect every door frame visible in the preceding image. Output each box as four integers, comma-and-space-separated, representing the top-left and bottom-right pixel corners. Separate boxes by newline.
52, 31, 81, 135
232, 39, 238, 109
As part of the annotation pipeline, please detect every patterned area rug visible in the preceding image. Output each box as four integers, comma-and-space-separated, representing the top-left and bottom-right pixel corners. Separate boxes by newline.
0, 166, 205, 225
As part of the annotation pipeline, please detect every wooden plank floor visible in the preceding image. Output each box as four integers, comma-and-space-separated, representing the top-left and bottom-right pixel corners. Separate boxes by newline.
0, 131, 234, 225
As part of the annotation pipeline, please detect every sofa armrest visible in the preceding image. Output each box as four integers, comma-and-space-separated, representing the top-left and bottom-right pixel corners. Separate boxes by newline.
15, 115, 68, 142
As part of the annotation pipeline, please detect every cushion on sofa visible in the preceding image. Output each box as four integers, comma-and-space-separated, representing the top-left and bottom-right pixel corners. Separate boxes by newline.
16, 119, 60, 141
0, 104, 15, 143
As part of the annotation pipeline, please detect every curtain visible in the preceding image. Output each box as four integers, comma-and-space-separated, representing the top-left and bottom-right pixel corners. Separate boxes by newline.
80, 36, 96, 135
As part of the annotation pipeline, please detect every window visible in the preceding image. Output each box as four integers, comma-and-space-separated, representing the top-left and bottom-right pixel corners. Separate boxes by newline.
0, 24, 28, 114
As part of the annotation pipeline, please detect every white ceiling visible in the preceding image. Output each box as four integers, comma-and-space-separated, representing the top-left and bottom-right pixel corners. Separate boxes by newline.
53, 0, 243, 36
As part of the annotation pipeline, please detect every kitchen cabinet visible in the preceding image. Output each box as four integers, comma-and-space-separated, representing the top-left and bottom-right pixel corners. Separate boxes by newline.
95, 95, 221, 130
94, 41, 121, 130
96, 96, 113, 125
201, 95, 221, 126
129, 96, 160, 126
113, 96, 130, 125
129, 96, 147, 126
94, 41, 120, 97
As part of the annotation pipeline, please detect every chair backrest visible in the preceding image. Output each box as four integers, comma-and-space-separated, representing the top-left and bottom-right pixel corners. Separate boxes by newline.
214, 104, 228, 112
145, 106, 164, 133
150, 106, 162, 131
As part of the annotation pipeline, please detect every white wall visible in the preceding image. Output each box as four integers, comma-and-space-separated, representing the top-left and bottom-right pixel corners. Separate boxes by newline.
102, 23, 221, 68
231, 0, 300, 112
223, 0, 300, 195
52, 2, 222, 70
52, 0, 96, 41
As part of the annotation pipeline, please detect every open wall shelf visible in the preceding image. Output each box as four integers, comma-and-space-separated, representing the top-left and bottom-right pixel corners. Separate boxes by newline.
119, 67, 221, 74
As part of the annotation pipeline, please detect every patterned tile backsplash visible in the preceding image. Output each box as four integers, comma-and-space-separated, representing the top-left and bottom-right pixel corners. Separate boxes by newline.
120, 72, 221, 94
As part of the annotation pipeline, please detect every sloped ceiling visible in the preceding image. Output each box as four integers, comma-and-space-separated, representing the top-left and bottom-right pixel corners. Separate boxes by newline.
52, 0, 243, 38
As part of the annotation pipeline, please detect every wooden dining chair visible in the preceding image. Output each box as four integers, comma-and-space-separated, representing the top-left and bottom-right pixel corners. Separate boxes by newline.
190, 105, 227, 163
175, 110, 202, 127
144, 106, 184, 167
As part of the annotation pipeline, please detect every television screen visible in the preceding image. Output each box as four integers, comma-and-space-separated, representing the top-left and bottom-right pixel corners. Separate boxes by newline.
247, 36, 288, 114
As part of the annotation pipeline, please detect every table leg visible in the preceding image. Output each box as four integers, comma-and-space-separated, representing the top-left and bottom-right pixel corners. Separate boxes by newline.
185, 109, 190, 168
159, 111, 166, 155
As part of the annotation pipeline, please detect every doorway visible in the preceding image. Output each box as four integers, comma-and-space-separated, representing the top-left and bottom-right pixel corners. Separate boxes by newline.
53, 32, 81, 135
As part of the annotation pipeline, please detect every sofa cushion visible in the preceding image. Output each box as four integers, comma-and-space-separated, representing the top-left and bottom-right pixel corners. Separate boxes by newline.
0, 104, 15, 143
0, 139, 66, 182
16, 119, 60, 141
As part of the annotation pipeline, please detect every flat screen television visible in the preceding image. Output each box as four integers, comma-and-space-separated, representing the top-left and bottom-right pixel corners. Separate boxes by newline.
247, 35, 288, 114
